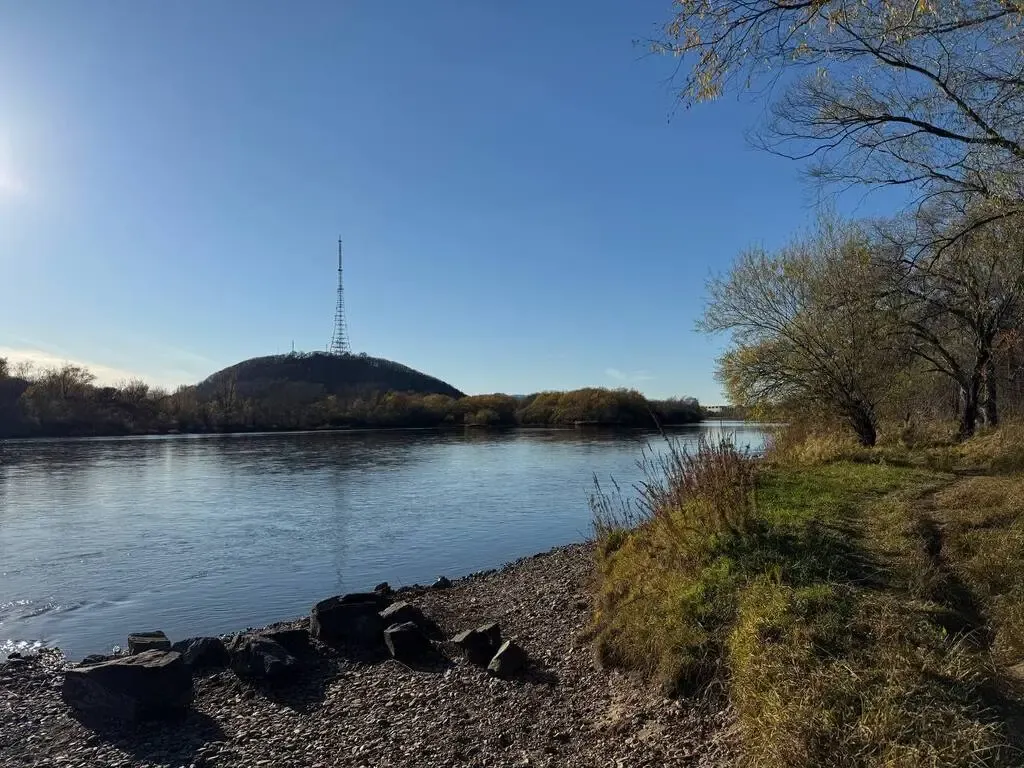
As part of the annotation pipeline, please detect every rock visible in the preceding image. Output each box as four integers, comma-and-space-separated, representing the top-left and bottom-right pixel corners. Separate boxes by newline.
77, 654, 112, 667
228, 636, 297, 683
127, 631, 171, 655
259, 626, 312, 656
62, 650, 193, 722
310, 594, 386, 649
374, 581, 392, 595
7, 652, 21, 660
487, 640, 528, 678
432, 576, 453, 590
383, 622, 433, 663
452, 623, 503, 666
477, 622, 502, 648
344, 591, 391, 609
379, 601, 426, 627
170, 637, 229, 670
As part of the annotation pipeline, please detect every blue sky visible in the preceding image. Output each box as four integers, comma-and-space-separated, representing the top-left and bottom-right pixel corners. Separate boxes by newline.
0, 1, 888, 403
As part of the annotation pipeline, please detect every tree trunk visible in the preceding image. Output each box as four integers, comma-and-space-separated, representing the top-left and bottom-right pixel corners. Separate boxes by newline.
958, 378, 981, 440
847, 404, 878, 447
982, 358, 999, 429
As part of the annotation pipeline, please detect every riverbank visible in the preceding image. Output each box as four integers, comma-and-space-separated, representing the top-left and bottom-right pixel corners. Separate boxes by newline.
0, 544, 737, 768
592, 433, 1024, 767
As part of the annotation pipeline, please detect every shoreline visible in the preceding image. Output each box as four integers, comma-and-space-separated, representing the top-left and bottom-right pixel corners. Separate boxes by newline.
0, 542, 736, 768
0, 421, 730, 444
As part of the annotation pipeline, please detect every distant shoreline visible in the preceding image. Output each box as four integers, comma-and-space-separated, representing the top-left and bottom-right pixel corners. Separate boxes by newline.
0, 420, 759, 444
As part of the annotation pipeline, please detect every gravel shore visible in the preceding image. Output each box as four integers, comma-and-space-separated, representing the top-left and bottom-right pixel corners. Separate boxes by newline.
0, 543, 736, 767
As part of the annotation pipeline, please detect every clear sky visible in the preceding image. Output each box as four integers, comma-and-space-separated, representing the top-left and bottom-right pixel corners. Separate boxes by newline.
0, 1, 890, 403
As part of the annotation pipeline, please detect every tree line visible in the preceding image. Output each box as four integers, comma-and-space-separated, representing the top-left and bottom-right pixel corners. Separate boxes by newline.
654, 0, 1024, 445
0, 361, 702, 438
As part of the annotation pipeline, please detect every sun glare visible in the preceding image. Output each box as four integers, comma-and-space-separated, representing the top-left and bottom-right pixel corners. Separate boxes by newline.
0, 134, 24, 197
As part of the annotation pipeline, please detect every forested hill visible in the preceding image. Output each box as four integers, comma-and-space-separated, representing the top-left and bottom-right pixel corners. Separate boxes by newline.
197, 352, 464, 400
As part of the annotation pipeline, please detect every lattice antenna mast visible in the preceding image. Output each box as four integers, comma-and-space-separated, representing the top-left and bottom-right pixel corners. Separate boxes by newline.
329, 238, 351, 355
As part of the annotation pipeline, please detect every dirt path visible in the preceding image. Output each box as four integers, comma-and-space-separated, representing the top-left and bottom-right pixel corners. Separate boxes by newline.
911, 482, 995, 645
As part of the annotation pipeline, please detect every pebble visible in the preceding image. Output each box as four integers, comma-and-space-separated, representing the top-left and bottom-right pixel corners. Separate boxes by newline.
0, 544, 736, 767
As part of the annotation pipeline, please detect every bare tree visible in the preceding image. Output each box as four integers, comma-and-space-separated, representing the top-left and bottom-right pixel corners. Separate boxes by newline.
877, 208, 1024, 437
12, 360, 36, 381
656, 0, 1024, 216
116, 377, 151, 404
701, 217, 900, 445
37, 364, 96, 400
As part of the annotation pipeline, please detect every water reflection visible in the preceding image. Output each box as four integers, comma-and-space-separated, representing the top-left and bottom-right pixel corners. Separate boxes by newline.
0, 424, 768, 657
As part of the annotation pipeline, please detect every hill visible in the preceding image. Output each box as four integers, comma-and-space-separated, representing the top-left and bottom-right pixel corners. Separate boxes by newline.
196, 352, 465, 400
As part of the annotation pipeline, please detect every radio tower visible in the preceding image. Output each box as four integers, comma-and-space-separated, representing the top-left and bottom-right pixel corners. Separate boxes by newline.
328, 238, 351, 355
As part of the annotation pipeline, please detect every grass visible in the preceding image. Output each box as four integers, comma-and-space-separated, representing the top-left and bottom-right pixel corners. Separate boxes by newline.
955, 424, 1024, 474
591, 434, 1023, 767
936, 475, 1024, 664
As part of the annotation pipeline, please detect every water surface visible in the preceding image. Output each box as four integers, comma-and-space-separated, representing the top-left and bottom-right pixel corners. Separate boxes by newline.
0, 423, 767, 657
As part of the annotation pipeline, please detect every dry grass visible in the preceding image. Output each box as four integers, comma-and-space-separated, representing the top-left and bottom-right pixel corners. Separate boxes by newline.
729, 578, 1008, 768
589, 437, 758, 690
764, 422, 928, 468
764, 420, 1024, 475
859, 490, 945, 600
955, 424, 1024, 473
765, 423, 867, 465
591, 435, 756, 545
937, 475, 1024, 664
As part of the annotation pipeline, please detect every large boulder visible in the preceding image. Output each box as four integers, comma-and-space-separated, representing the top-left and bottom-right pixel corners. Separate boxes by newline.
77, 654, 113, 668
228, 636, 297, 683
62, 650, 193, 723
170, 637, 229, 670
343, 591, 390, 609
260, 626, 312, 656
379, 601, 426, 628
127, 631, 171, 655
310, 594, 385, 649
383, 622, 433, 663
487, 640, 528, 678
452, 622, 503, 666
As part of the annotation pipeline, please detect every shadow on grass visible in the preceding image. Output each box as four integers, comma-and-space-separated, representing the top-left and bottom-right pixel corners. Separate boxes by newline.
722, 518, 884, 591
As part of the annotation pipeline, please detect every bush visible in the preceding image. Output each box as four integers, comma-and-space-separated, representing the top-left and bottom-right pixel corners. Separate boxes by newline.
591, 436, 757, 548
590, 437, 758, 691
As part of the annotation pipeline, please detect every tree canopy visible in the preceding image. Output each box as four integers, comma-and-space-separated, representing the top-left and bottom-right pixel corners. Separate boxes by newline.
658, 0, 1024, 214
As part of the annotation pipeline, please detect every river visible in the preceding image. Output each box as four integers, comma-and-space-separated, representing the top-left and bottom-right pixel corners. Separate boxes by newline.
0, 422, 768, 658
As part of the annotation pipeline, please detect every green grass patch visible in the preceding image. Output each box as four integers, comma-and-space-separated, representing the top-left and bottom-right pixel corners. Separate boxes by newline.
592, 451, 1019, 766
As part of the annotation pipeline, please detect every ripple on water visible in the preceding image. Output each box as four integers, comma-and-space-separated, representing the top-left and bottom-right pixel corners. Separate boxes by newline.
0, 599, 87, 621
